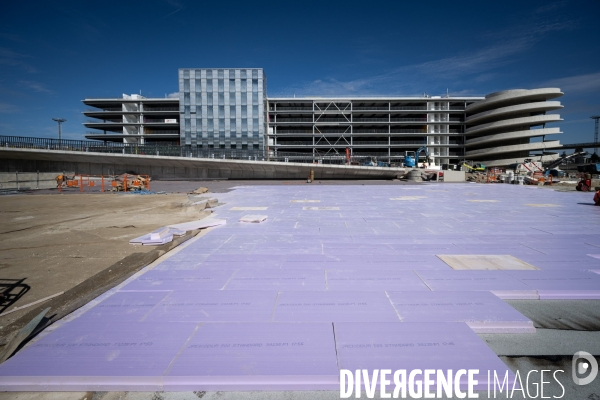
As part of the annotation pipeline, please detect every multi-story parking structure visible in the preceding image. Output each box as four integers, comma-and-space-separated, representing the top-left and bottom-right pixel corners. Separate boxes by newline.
83, 94, 180, 145
465, 89, 564, 166
82, 67, 565, 167
267, 96, 482, 166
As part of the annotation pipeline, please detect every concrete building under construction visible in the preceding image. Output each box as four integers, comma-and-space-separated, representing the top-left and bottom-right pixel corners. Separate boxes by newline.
83, 68, 564, 167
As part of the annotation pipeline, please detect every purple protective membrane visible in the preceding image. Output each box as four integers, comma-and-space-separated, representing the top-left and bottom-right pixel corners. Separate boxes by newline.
164, 322, 339, 390
414, 270, 537, 299
142, 290, 278, 323
334, 322, 516, 391
75, 291, 172, 323
326, 270, 431, 291
387, 291, 534, 333
0, 321, 198, 391
504, 270, 600, 299
272, 291, 400, 322
121, 269, 236, 291
224, 269, 326, 290
1, 183, 598, 391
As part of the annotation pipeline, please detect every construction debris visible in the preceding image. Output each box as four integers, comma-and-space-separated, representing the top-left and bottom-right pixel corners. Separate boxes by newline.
190, 197, 219, 208
168, 218, 227, 231
190, 186, 209, 194
240, 214, 267, 223
129, 218, 226, 246
129, 226, 186, 246
110, 174, 151, 192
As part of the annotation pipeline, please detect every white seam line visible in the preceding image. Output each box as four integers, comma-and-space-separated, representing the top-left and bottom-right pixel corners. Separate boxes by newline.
220, 269, 239, 290
269, 291, 281, 322
163, 323, 202, 376
385, 291, 403, 322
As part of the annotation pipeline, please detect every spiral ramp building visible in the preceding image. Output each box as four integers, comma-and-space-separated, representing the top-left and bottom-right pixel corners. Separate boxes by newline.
464, 88, 563, 167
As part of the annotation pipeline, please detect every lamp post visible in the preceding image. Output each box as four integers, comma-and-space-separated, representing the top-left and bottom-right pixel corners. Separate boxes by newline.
52, 118, 66, 141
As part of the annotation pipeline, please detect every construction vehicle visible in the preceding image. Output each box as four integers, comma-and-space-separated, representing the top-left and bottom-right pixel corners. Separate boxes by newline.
576, 174, 593, 192
404, 146, 429, 168
462, 162, 486, 172
544, 151, 587, 177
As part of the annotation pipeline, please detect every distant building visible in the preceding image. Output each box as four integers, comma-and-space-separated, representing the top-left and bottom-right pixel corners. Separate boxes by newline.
177, 68, 267, 152
83, 94, 179, 145
83, 69, 563, 167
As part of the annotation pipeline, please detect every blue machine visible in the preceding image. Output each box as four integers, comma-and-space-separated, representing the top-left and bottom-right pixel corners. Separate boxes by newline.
404, 146, 429, 168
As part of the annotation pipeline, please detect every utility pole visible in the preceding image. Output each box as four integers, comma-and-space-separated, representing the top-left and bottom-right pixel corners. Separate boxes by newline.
592, 115, 600, 156
52, 118, 66, 140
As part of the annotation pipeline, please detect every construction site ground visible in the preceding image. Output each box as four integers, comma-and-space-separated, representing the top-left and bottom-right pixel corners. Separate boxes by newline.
0, 191, 214, 329
0, 180, 415, 330
0, 179, 599, 399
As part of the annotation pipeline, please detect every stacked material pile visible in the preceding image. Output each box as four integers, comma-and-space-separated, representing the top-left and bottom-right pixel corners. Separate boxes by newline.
239, 214, 267, 223
129, 219, 226, 246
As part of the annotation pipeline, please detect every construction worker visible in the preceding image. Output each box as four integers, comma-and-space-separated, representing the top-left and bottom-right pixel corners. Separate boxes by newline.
594, 189, 600, 206
576, 174, 592, 192
55, 174, 64, 188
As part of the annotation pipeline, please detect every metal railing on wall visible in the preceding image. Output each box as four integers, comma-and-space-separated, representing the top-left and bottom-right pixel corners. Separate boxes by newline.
0, 135, 458, 166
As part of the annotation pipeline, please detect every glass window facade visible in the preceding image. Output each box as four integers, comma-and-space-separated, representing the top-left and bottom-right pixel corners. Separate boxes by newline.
179, 68, 266, 150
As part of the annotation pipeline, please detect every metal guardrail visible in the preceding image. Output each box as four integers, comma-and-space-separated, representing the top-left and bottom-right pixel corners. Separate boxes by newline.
0, 135, 417, 166
0, 135, 465, 166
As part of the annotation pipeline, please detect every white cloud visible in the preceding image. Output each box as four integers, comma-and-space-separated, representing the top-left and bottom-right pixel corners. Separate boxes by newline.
275, 40, 529, 97
167, 91, 179, 98
0, 47, 37, 73
539, 72, 600, 94
274, 14, 577, 97
19, 80, 52, 93
0, 102, 20, 113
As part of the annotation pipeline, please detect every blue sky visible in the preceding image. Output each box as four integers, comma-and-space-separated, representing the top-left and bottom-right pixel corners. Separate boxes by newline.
0, 0, 599, 144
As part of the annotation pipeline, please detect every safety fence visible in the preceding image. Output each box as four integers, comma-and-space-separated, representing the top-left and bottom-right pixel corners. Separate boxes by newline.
56, 174, 151, 193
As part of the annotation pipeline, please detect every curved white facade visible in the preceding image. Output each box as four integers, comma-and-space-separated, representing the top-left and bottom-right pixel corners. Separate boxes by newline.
465, 88, 563, 165
466, 101, 563, 125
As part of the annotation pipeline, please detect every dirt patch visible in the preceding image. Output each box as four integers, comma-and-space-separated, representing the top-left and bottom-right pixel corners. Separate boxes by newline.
0, 193, 212, 328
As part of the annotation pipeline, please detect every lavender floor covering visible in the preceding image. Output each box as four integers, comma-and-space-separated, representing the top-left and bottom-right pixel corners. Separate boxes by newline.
0, 183, 598, 390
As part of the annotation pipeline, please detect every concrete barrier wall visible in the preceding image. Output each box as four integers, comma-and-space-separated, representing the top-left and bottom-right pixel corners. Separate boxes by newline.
442, 170, 465, 182
0, 149, 408, 180
0, 158, 297, 180
0, 154, 465, 183
0, 171, 73, 190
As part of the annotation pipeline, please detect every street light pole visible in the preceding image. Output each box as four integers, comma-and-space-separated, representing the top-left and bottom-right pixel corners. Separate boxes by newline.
52, 118, 67, 140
